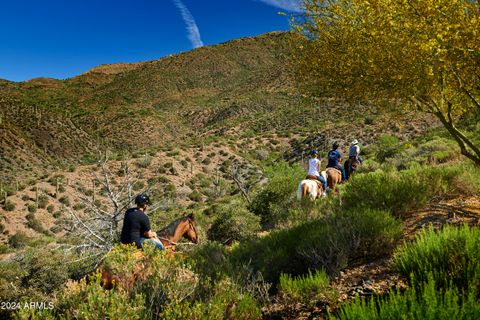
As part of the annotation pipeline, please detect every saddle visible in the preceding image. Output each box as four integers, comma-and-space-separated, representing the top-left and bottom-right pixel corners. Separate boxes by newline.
348, 157, 359, 170
326, 167, 342, 175
305, 175, 323, 190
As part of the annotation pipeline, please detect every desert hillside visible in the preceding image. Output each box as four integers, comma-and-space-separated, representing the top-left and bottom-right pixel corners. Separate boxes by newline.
0, 28, 479, 320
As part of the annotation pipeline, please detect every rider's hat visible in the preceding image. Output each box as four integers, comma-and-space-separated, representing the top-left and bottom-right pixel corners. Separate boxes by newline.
310, 150, 319, 155
351, 139, 359, 145
135, 193, 151, 206
332, 141, 339, 149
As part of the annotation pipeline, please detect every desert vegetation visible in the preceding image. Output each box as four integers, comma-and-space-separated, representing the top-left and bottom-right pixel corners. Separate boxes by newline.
0, 1, 479, 318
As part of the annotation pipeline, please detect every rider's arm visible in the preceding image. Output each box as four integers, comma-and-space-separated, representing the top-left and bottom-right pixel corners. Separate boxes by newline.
141, 214, 157, 239
144, 230, 157, 239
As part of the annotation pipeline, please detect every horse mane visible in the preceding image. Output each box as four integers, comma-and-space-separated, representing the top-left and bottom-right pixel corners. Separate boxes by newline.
156, 215, 190, 238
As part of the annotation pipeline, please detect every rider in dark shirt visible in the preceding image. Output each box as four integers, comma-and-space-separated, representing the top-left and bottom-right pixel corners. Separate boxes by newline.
120, 193, 163, 250
327, 142, 346, 182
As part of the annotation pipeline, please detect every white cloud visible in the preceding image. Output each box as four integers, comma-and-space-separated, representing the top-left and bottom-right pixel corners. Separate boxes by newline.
258, 0, 304, 13
172, 0, 204, 49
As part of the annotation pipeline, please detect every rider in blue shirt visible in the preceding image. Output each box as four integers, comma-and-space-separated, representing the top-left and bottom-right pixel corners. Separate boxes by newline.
327, 142, 346, 182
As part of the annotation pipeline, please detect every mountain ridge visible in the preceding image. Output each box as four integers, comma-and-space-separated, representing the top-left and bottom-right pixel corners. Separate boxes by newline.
0, 31, 436, 183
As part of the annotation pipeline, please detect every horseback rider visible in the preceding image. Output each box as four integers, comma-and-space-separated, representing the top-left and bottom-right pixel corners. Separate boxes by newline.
344, 139, 363, 180
327, 142, 346, 182
349, 139, 363, 163
120, 193, 163, 250
307, 150, 327, 196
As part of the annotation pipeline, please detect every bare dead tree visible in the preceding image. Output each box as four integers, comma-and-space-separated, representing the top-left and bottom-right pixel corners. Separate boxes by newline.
231, 164, 251, 205
58, 157, 165, 272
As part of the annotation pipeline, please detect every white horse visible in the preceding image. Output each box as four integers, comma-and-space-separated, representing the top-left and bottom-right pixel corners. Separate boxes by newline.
296, 171, 327, 200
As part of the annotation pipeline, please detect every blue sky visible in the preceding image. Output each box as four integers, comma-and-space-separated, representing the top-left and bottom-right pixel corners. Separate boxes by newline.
0, 0, 302, 82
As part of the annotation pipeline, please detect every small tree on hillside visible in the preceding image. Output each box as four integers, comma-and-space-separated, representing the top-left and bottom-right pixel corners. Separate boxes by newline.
293, 0, 480, 165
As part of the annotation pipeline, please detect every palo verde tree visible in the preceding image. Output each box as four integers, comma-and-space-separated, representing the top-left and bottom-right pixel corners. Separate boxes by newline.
292, 0, 480, 165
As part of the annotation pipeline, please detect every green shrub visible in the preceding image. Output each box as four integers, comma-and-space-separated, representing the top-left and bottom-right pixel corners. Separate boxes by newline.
2, 185, 17, 196
135, 156, 152, 168
449, 164, 480, 196
46, 204, 54, 213
164, 184, 177, 198
180, 159, 189, 168
27, 218, 44, 233
72, 203, 86, 211
27, 203, 37, 213
20, 273, 146, 320
169, 166, 178, 175
188, 190, 203, 202
166, 150, 180, 157
394, 225, 480, 291
208, 200, 261, 244
50, 225, 63, 234
375, 135, 403, 163
0, 243, 8, 254
343, 164, 477, 216
59, 196, 70, 206
4, 200, 15, 211
334, 276, 480, 320
249, 163, 305, 225
48, 174, 65, 185
1, 248, 70, 320
157, 175, 170, 184
132, 180, 145, 191
160, 280, 262, 320
230, 208, 401, 283
364, 116, 374, 125
8, 232, 30, 248
279, 270, 336, 307
37, 195, 49, 209
253, 149, 269, 160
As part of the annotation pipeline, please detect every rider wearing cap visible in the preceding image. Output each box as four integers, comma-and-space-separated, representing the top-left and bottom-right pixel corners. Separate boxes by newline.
307, 150, 327, 196
327, 142, 346, 182
120, 193, 163, 250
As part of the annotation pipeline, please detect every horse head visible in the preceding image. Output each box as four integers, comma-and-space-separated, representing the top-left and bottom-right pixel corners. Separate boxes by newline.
183, 213, 199, 244
156, 213, 199, 246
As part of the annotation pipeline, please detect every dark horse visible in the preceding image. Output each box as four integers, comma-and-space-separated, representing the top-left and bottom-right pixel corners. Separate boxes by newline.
344, 157, 360, 180
99, 214, 198, 290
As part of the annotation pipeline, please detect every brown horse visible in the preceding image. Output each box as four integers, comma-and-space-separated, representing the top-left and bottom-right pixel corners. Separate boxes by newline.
155, 213, 199, 250
326, 167, 342, 194
344, 157, 359, 180
99, 213, 198, 290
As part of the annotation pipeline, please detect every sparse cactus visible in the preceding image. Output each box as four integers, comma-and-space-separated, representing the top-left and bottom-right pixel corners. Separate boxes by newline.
92, 179, 96, 202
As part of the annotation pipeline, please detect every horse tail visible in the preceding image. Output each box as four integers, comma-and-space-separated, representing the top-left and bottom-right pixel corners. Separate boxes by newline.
302, 182, 309, 199
297, 182, 304, 200
326, 170, 334, 189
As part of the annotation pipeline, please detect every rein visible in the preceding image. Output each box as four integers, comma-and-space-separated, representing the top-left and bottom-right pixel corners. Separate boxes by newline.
158, 237, 177, 245
157, 219, 198, 246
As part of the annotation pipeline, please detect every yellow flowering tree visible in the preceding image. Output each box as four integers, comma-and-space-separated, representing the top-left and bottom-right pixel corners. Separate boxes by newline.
293, 0, 480, 165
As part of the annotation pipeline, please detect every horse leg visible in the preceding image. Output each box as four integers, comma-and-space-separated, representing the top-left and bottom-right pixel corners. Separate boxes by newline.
302, 183, 308, 199
344, 160, 350, 180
